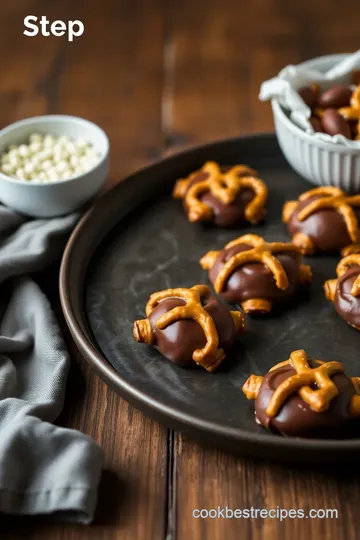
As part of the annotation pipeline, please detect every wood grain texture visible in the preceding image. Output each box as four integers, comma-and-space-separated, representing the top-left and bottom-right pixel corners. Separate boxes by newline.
2, 0, 360, 539
164, 1, 360, 540
0, 1, 168, 539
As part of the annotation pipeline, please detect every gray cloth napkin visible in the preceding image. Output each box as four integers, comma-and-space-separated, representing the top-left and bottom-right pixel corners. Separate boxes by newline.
0, 206, 102, 524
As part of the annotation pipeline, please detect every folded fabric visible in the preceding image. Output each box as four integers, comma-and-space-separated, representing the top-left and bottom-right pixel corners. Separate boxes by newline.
0, 206, 102, 524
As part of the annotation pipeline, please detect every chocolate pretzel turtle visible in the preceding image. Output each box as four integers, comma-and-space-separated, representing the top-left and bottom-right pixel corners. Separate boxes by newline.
173, 161, 268, 228
133, 285, 245, 371
283, 187, 360, 254
243, 349, 360, 438
200, 234, 311, 314
325, 245, 360, 330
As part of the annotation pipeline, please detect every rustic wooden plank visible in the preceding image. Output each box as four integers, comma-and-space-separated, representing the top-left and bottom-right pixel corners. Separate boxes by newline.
0, 1, 168, 539
165, 1, 360, 539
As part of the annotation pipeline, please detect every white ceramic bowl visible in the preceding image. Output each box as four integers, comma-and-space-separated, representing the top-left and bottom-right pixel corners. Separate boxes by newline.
0, 115, 109, 217
272, 53, 360, 193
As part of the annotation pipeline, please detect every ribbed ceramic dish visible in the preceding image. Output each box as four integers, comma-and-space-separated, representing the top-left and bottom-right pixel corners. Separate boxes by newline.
60, 134, 360, 463
272, 54, 360, 192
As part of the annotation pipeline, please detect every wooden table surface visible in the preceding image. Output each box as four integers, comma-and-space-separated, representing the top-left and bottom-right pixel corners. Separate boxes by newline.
2, 1, 360, 539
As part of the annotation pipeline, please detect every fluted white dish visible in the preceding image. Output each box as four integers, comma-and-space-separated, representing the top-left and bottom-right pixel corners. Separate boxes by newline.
272, 54, 360, 193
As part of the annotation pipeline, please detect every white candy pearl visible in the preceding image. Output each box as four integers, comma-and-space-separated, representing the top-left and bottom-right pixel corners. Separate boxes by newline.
8, 148, 19, 160
15, 168, 26, 179
69, 155, 79, 168
61, 170, 72, 179
24, 162, 35, 175
56, 161, 68, 173
42, 160, 53, 171
18, 144, 30, 158
47, 167, 58, 178
66, 142, 77, 155
1, 163, 15, 175
29, 142, 42, 155
75, 138, 88, 149
29, 133, 43, 144
43, 134, 55, 148
9, 155, 21, 168
37, 172, 48, 182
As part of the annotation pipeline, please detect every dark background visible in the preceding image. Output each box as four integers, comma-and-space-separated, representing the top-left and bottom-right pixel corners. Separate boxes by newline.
2, 1, 360, 539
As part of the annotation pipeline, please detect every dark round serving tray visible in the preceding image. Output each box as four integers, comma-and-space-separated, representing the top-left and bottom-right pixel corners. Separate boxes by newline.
60, 134, 360, 463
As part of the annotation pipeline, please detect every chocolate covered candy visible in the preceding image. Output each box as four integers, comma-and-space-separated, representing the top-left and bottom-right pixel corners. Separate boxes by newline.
200, 234, 311, 314
318, 84, 353, 109
133, 284, 245, 371
243, 349, 360, 438
298, 83, 320, 109
325, 246, 360, 330
173, 161, 268, 228
283, 187, 360, 254
321, 108, 351, 138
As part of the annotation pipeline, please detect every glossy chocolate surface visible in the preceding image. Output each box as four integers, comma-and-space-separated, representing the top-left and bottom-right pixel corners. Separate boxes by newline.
184, 169, 261, 228
334, 266, 360, 330
148, 296, 237, 367
208, 243, 301, 306
287, 195, 360, 252
255, 363, 356, 438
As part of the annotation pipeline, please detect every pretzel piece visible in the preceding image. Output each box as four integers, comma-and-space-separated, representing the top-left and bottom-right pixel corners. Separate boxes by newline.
243, 374, 264, 400
173, 161, 267, 224
265, 350, 344, 416
335, 254, 360, 297
349, 375, 360, 417
291, 232, 316, 255
242, 299, 272, 313
341, 244, 360, 257
338, 85, 360, 120
203, 234, 300, 294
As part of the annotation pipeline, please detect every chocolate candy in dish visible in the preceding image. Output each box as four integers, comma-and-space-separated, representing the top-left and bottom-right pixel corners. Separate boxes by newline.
173, 161, 268, 228
311, 84, 360, 140
318, 84, 353, 109
200, 234, 311, 314
283, 187, 360, 254
243, 349, 360, 438
298, 83, 320, 109
133, 285, 245, 372
325, 245, 360, 330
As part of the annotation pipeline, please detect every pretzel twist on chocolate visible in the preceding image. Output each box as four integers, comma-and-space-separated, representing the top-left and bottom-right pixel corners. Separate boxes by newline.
313, 86, 360, 140
338, 85, 360, 139
291, 187, 360, 244
142, 285, 227, 371
173, 161, 267, 224
266, 350, 344, 416
335, 254, 360, 296
201, 234, 301, 294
